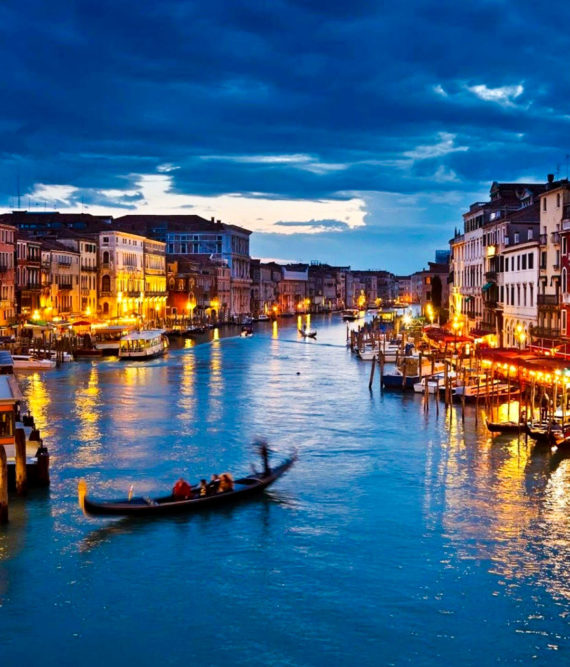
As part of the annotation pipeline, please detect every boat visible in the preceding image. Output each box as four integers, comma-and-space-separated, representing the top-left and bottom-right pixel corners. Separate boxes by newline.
299, 328, 317, 339
11, 354, 56, 370
342, 309, 359, 321
486, 420, 527, 434
93, 325, 134, 355
256, 314, 270, 322
357, 347, 376, 360
118, 330, 169, 360
28, 348, 74, 362
240, 325, 253, 337
413, 374, 444, 394
526, 421, 569, 445
78, 452, 297, 517
451, 380, 517, 402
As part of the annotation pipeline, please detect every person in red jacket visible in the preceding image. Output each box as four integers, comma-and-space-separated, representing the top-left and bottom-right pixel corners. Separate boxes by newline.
172, 478, 192, 498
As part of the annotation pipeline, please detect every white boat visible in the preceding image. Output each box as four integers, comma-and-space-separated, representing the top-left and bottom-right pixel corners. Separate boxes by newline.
357, 347, 377, 360
342, 309, 359, 321
256, 314, 270, 321
94, 325, 134, 355
11, 355, 56, 370
452, 379, 513, 400
118, 330, 169, 360
413, 374, 444, 394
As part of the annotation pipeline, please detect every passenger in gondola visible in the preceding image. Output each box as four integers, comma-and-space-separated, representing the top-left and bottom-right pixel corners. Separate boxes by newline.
260, 442, 270, 476
218, 473, 234, 493
199, 479, 208, 497
207, 474, 220, 495
172, 477, 192, 499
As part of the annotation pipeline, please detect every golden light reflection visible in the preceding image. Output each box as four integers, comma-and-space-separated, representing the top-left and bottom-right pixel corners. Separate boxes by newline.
23, 373, 50, 435
272, 321, 278, 339
213, 327, 219, 341
73, 366, 103, 466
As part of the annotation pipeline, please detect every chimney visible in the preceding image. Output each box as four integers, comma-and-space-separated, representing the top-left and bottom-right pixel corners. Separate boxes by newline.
548, 173, 555, 183
211, 216, 215, 222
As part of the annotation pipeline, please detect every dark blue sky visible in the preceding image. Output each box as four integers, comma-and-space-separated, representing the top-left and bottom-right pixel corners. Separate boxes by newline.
1, 0, 569, 272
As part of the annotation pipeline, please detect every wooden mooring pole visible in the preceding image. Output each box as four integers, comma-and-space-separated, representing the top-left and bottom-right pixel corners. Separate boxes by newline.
368, 355, 376, 391
0, 445, 7, 524
15, 428, 27, 496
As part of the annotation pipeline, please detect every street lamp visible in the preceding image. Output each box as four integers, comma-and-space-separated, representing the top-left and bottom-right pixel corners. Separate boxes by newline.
516, 324, 526, 350
452, 318, 461, 354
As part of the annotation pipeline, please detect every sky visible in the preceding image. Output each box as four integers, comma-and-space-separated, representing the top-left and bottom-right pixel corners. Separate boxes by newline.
1, 0, 570, 273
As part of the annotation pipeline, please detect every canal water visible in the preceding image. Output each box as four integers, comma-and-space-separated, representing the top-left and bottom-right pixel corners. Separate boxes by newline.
2, 315, 570, 666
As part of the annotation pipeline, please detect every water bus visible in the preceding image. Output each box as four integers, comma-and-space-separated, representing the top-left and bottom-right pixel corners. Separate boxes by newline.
118, 330, 169, 360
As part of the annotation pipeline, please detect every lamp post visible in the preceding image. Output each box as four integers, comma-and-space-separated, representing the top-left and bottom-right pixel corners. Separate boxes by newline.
515, 324, 526, 350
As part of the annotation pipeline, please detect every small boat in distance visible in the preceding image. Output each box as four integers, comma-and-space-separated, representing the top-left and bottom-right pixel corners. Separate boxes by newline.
78, 451, 297, 517
342, 309, 359, 321
241, 325, 254, 337
118, 330, 169, 360
299, 326, 317, 339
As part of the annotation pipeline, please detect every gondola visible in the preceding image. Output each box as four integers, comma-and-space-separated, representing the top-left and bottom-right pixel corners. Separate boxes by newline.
486, 420, 527, 435
299, 328, 317, 339
78, 453, 297, 517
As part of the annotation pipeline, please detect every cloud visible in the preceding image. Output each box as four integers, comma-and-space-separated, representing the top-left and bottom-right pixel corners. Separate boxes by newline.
467, 83, 525, 107
403, 132, 469, 161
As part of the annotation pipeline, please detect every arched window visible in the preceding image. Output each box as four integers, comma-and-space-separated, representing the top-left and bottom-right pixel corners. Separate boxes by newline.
102, 275, 111, 292
102, 251, 110, 264
103, 302, 109, 315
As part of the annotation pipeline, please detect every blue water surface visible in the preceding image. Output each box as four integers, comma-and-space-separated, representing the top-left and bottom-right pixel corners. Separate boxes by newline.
1, 315, 570, 666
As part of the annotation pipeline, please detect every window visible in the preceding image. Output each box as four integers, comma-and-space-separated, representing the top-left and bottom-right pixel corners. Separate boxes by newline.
563, 309, 567, 335
522, 255, 526, 270
102, 275, 111, 292
517, 255, 520, 271
564, 237, 568, 255
557, 193, 561, 207
543, 198, 547, 211
529, 253, 534, 269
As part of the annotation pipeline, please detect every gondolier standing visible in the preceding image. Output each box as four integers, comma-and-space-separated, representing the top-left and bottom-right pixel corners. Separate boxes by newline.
260, 442, 270, 476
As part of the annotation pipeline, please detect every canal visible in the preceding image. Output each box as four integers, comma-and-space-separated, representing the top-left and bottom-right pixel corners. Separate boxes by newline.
2, 315, 570, 665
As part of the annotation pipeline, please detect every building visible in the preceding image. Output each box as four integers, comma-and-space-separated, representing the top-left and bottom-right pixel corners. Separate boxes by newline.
501, 239, 539, 347
40, 240, 81, 319
58, 236, 98, 317
251, 260, 281, 316
278, 265, 308, 314
15, 233, 42, 320
143, 239, 167, 323
0, 224, 16, 327
113, 215, 252, 317
98, 231, 145, 320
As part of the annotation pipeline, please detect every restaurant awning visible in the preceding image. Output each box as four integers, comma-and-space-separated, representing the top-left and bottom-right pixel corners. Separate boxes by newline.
470, 328, 494, 337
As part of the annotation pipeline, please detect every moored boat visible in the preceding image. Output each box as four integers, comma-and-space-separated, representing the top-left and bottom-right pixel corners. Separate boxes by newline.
78, 452, 297, 517
486, 420, 527, 434
118, 330, 169, 360
11, 354, 56, 370
342, 309, 359, 321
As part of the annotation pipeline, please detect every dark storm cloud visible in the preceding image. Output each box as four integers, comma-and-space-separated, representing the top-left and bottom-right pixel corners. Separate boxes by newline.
2, 0, 570, 268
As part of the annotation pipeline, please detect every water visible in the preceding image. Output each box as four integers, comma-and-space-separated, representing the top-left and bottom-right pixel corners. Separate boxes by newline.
2, 315, 570, 666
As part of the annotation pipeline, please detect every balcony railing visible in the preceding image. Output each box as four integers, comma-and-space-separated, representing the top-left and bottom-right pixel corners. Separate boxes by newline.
81, 264, 97, 271
25, 282, 41, 290
531, 325, 561, 338
552, 231, 561, 244
537, 294, 559, 306
99, 290, 112, 297
0, 265, 11, 273
540, 233, 548, 245
57, 282, 73, 291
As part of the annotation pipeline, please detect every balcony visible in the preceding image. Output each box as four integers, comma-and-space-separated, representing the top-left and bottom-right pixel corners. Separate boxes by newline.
0, 264, 11, 273
81, 264, 97, 272
81, 288, 90, 296
531, 325, 561, 338
99, 290, 112, 297
485, 271, 497, 282
58, 282, 73, 291
551, 231, 561, 244
540, 233, 547, 245
537, 294, 559, 306
25, 282, 41, 290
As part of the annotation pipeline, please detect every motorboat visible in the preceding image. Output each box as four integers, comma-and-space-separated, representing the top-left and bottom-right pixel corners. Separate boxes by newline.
342, 309, 359, 321
28, 348, 73, 362
357, 347, 377, 361
93, 325, 134, 355
413, 373, 444, 394
118, 330, 169, 360
11, 355, 56, 370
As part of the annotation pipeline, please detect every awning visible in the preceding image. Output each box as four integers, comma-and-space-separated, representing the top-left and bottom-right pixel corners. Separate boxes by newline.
470, 328, 494, 337
482, 282, 494, 292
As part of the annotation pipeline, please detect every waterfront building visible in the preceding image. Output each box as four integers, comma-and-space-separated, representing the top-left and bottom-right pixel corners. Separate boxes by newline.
411, 261, 449, 324
278, 265, 308, 313
113, 215, 252, 317
57, 236, 98, 317
142, 239, 167, 323
451, 181, 545, 340
533, 177, 570, 347
501, 238, 539, 347
40, 240, 81, 319
306, 263, 346, 312
250, 260, 281, 316
167, 255, 230, 322
0, 224, 16, 327
15, 233, 42, 320
393, 275, 412, 305
352, 271, 378, 308
98, 231, 145, 320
